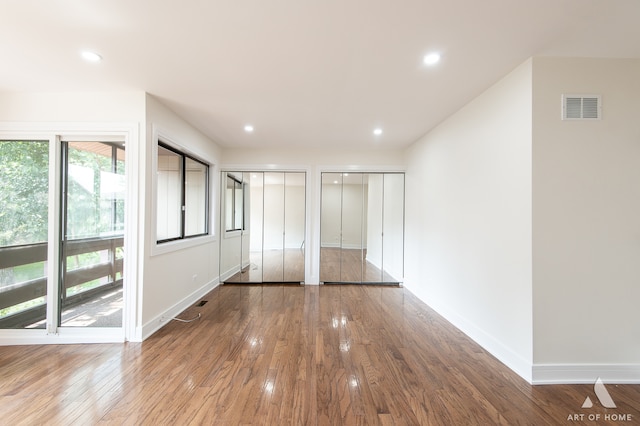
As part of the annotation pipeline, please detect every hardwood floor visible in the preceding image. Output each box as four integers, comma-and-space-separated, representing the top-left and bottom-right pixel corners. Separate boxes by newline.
1, 285, 638, 425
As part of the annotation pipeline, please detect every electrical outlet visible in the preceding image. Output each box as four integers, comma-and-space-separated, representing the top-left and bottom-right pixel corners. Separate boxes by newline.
192, 274, 198, 281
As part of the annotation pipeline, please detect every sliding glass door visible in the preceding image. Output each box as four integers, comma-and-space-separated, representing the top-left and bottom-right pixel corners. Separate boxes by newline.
0, 140, 49, 329
0, 139, 126, 330
320, 172, 404, 284
220, 171, 305, 284
59, 141, 125, 327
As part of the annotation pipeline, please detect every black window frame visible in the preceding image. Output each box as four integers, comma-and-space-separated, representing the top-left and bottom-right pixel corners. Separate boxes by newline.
157, 141, 209, 244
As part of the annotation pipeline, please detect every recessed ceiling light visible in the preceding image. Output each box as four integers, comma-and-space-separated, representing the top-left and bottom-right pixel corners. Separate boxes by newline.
423, 52, 441, 66
81, 51, 102, 62
373, 128, 383, 136
244, 125, 254, 133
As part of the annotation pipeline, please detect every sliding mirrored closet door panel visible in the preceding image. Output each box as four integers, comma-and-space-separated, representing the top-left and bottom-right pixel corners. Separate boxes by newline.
262, 172, 285, 282
220, 172, 243, 282
283, 172, 305, 282
220, 172, 262, 283
244, 172, 264, 283
364, 173, 384, 283
320, 173, 343, 283
221, 171, 306, 284
320, 172, 404, 284
382, 173, 404, 282
340, 173, 364, 283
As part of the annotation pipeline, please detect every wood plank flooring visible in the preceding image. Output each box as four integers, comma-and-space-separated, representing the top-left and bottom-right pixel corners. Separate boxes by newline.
1, 285, 638, 425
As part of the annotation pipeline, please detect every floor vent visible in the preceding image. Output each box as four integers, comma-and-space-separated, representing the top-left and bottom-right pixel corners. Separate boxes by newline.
562, 94, 601, 120
196, 300, 208, 307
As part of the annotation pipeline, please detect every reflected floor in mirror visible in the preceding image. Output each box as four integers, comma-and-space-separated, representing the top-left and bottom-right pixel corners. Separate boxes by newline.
225, 248, 399, 284
320, 248, 399, 283
224, 249, 305, 283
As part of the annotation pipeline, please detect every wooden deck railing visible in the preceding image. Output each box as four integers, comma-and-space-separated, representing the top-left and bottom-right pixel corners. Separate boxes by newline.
0, 236, 124, 328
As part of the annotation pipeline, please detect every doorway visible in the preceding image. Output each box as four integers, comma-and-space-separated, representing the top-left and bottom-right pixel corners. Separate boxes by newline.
0, 139, 126, 330
59, 141, 125, 327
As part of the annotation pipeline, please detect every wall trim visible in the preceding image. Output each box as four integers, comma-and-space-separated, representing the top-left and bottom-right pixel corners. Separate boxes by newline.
135, 278, 219, 342
532, 364, 640, 384
403, 282, 533, 383
0, 328, 124, 346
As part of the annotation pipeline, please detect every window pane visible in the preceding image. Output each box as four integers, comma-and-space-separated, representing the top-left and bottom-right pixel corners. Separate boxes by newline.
66, 142, 125, 239
61, 142, 125, 328
157, 146, 182, 241
0, 140, 49, 329
184, 157, 207, 236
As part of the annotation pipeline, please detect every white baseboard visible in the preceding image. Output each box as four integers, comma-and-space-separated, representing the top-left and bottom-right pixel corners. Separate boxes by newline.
403, 283, 533, 383
532, 364, 640, 384
138, 278, 219, 341
0, 328, 125, 346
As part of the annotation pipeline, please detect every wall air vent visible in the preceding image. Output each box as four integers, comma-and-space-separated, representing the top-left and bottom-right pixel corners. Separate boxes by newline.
562, 94, 601, 120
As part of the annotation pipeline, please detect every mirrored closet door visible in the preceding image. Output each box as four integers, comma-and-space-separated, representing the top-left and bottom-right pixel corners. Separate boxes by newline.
320, 172, 404, 284
220, 171, 305, 284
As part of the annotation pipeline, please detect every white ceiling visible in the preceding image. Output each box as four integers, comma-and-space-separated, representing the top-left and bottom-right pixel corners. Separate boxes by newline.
2, 1, 639, 150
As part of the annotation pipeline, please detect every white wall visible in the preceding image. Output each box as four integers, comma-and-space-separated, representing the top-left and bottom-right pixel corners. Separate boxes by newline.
404, 60, 534, 381
142, 94, 222, 338
0, 92, 145, 122
531, 58, 640, 383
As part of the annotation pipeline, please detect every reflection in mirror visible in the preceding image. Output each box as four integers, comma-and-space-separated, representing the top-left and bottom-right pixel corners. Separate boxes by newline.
364, 173, 383, 282
340, 173, 364, 283
220, 172, 245, 282
284, 173, 305, 282
263, 173, 285, 282
244, 173, 264, 282
319, 172, 404, 284
221, 171, 306, 284
382, 174, 404, 282
320, 173, 342, 282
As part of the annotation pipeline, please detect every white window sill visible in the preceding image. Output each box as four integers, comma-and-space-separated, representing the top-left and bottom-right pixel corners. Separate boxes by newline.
151, 234, 216, 256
